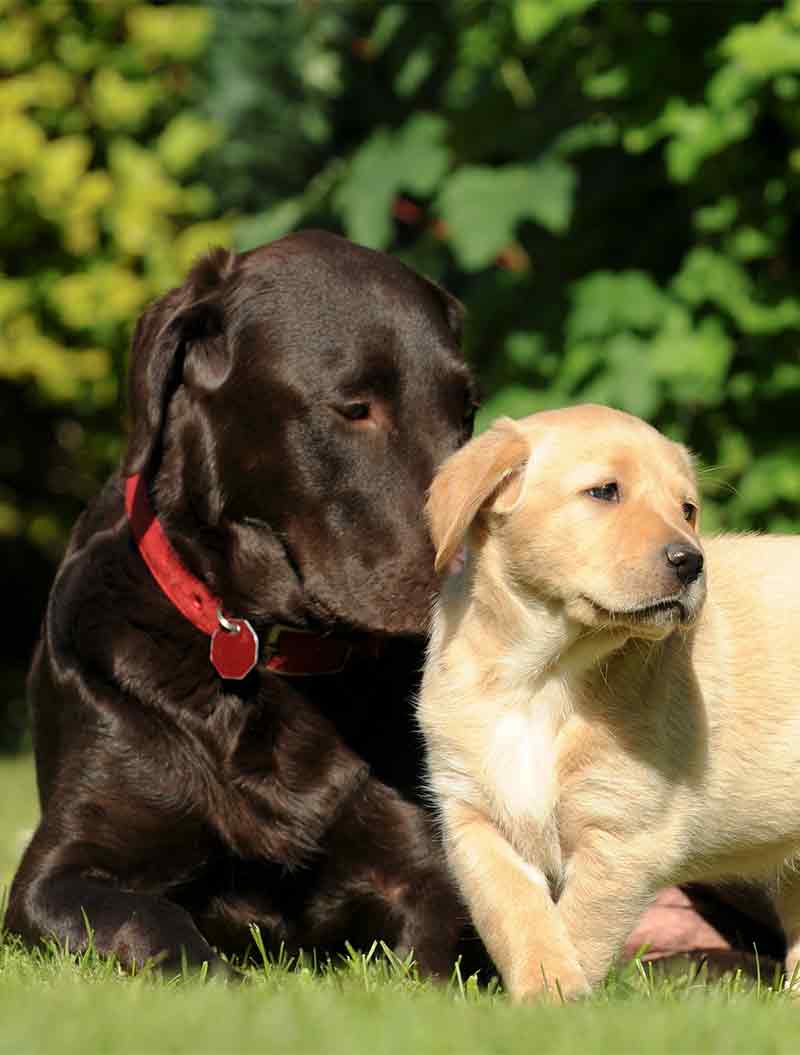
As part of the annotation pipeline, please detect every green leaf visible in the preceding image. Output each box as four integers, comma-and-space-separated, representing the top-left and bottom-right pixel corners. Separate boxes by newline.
673, 248, 800, 335
436, 158, 575, 270
553, 119, 618, 157
367, 5, 407, 56
505, 331, 546, 370
334, 114, 449, 248
583, 67, 628, 100
736, 449, 800, 515
649, 314, 733, 407
722, 11, 800, 79
627, 92, 755, 181
235, 159, 344, 251
234, 198, 305, 251
579, 334, 660, 420
568, 272, 672, 341
513, 0, 598, 44
394, 44, 435, 97
727, 226, 774, 261
693, 197, 738, 234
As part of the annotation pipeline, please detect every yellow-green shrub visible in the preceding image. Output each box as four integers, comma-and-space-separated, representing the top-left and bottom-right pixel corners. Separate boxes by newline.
0, 0, 231, 415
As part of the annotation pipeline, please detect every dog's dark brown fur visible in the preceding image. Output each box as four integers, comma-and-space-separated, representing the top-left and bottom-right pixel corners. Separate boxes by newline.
7, 231, 480, 977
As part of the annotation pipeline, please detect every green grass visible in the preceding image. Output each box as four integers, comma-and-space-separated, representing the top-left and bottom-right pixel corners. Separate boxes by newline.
0, 753, 37, 891
0, 755, 797, 1055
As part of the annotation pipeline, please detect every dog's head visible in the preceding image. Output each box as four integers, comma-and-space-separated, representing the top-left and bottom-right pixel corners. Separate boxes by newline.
427, 404, 706, 638
123, 230, 476, 636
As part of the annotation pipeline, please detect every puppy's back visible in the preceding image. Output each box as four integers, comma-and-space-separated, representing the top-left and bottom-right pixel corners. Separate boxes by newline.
686, 534, 800, 846
700, 533, 800, 670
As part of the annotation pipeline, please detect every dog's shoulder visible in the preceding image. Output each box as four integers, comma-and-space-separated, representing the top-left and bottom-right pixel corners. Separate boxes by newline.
65, 473, 126, 557
45, 474, 139, 661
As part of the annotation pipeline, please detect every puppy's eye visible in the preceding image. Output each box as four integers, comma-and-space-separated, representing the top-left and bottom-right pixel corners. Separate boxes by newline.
337, 402, 371, 423
683, 502, 698, 525
586, 482, 620, 503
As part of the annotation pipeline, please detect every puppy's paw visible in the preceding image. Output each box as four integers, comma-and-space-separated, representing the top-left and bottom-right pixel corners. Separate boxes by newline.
508, 960, 591, 1004
783, 953, 800, 997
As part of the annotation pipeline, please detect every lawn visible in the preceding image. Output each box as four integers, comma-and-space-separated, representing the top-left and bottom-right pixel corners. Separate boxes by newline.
0, 753, 796, 1055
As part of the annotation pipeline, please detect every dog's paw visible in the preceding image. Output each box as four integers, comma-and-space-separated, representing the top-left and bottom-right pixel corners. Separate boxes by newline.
508, 961, 592, 1004
783, 952, 800, 997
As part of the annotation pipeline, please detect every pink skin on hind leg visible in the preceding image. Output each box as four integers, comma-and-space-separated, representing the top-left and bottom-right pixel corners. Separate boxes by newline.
623, 888, 730, 961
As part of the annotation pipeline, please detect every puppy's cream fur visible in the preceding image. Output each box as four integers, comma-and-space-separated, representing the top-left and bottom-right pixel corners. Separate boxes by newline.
419, 404, 800, 1000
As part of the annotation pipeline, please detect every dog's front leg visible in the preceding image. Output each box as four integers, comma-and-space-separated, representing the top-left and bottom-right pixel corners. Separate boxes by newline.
557, 834, 657, 989
440, 801, 589, 1001
773, 871, 800, 988
7, 825, 235, 980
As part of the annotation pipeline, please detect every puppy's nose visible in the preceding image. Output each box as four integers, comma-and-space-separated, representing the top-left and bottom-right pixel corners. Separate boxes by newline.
664, 542, 704, 585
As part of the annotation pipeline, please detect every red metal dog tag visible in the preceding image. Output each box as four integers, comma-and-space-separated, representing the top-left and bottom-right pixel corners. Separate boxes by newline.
210, 619, 259, 680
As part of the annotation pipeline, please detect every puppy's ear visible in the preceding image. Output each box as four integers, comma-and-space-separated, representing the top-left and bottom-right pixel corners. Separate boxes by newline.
427, 418, 530, 573
123, 247, 237, 476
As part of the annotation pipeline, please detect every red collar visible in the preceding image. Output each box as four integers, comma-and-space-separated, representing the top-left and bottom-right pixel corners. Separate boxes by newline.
124, 473, 377, 679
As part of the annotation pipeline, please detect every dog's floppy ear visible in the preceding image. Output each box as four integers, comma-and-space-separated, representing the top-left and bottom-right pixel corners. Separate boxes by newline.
123, 247, 238, 476
427, 417, 530, 573
433, 283, 465, 345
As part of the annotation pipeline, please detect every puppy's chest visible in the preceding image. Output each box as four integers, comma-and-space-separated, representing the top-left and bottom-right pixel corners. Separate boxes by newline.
481, 705, 611, 863
484, 707, 562, 831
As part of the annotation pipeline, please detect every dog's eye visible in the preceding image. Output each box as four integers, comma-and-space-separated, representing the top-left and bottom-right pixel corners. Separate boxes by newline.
587, 482, 619, 503
337, 402, 371, 423
683, 502, 698, 525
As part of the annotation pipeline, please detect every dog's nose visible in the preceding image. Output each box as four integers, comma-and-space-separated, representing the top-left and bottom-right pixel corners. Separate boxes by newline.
664, 542, 704, 585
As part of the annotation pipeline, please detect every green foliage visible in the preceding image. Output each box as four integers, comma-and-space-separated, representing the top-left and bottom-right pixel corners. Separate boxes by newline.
0, 0, 229, 483
335, 113, 450, 249
7, 0, 800, 746
226, 0, 800, 538
0, 0, 230, 747
436, 157, 576, 269
203, 0, 347, 218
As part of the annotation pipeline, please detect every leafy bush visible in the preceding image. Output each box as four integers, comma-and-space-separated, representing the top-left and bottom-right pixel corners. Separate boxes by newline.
229, 0, 800, 535
6, 0, 800, 748
0, 0, 230, 747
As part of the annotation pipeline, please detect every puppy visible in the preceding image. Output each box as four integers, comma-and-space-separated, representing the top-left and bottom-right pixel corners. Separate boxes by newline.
419, 403, 800, 1000
7, 231, 479, 977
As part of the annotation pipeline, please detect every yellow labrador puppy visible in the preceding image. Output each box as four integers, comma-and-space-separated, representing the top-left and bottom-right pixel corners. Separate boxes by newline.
418, 404, 800, 1000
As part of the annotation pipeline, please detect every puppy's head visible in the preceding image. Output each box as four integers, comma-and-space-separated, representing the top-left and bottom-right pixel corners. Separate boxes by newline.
427, 404, 706, 637
123, 230, 476, 637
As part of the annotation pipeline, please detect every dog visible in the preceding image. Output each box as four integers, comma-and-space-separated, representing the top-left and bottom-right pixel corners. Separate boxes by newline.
418, 403, 800, 1000
7, 230, 481, 978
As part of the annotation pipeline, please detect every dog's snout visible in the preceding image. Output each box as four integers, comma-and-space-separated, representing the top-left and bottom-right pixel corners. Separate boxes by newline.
664, 542, 704, 585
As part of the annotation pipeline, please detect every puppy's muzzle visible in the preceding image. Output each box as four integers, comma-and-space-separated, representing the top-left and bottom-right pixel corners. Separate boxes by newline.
664, 542, 704, 586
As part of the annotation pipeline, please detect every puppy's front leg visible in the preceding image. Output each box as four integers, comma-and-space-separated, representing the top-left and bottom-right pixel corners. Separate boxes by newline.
558, 834, 656, 988
774, 871, 800, 988
442, 801, 589, 1001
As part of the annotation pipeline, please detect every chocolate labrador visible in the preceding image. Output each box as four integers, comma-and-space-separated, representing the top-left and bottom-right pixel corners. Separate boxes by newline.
6, 230, 480, 977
